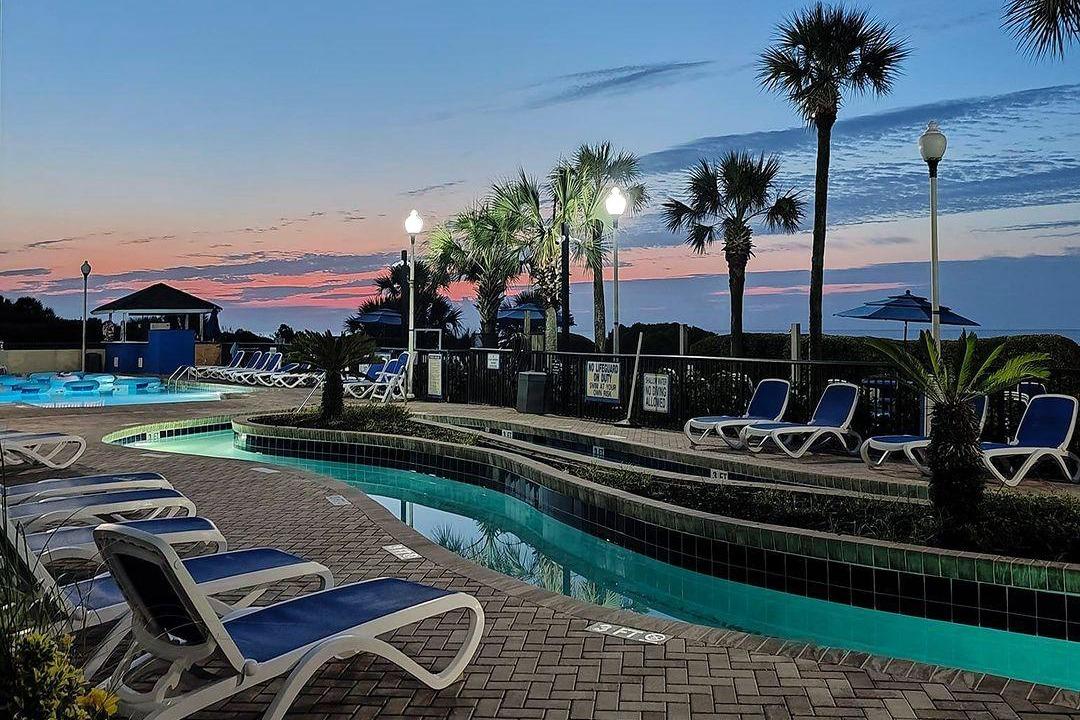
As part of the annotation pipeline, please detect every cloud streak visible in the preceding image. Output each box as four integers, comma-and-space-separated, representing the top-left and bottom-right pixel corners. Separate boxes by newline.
522, 61, 715, 109
401, 180, 465, 196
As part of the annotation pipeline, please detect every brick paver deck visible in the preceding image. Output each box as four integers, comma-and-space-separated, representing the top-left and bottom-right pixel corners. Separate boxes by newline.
4, 392, 1078, 719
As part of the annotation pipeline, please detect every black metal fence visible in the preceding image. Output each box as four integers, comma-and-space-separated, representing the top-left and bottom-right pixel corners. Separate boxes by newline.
410, 348, 1080, 448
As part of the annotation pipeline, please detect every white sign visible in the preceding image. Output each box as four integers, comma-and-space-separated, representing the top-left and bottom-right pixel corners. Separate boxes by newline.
427, 353, 442, 398
487, 353, 501, 370
585, 622, 668, 645
642, 373, 670, 414
585, 361, 620, 403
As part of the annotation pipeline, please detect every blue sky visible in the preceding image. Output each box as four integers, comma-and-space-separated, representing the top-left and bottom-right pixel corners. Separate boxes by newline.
2, 1, 1079, 337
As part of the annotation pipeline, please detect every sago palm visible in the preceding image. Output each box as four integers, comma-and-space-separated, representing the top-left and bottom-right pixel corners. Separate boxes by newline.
428, 203, 524, 348
759, 3, 908, 359
571, 143, 649, 351
663, 152, 804, 357
869, 331, 1048, 526
289, 330, 376, 421
1005, 0, 1079, 57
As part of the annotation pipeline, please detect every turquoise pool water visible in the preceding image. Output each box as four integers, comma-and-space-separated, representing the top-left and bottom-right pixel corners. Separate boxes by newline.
131, 430, 1080, 690
0, 374, 235, 407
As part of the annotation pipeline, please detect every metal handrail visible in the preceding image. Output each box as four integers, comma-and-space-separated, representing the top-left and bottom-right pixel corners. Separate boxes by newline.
295, 377, 324, 414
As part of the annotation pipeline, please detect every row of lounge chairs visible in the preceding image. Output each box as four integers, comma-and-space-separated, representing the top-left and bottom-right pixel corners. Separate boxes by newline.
190, 350, 322, 387
344, 351, 410, 402
685, 379, 1080, 486
3, 469, 486, 718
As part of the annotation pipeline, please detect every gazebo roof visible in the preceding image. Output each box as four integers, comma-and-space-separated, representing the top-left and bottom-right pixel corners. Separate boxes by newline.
92, 283, 222, 315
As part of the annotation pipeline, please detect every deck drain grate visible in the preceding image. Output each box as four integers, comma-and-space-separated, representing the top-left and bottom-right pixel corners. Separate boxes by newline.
383, 544, 421, 560
251, 467, 280, 474
325, 495, 351, 506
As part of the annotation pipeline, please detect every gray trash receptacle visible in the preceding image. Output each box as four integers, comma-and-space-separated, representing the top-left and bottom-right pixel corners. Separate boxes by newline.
516, 371, 546, 414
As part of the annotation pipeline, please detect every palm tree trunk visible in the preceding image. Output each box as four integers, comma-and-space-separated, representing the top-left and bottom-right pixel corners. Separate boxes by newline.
321, 370, 344, 421
545, 307, 557, 352
591, 246, 606, 352
809, 116, 834, 360
728, 258, 747, 358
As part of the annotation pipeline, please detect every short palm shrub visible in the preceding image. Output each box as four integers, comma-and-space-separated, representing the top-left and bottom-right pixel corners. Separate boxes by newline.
289, 330, 375, 421
869, 331, 1049, 528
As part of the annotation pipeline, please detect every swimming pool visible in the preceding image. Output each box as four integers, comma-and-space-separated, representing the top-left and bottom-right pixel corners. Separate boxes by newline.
0, 372, 240, 407
130, 429, 1080, 690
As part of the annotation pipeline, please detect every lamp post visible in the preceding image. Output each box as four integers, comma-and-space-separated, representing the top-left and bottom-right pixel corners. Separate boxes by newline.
605, 187, 627, 354
919, 121, 947, 351
80, 260, 92, 372
404, 210, 424, 398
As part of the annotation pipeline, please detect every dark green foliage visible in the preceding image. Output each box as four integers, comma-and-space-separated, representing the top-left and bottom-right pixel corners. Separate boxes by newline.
870, 331, 1048, 527
344, 260, 462, 345
256, 405, 476, 445
0, 295, 103, 346
288, 330, 376, 421
577, 465, 1080, 563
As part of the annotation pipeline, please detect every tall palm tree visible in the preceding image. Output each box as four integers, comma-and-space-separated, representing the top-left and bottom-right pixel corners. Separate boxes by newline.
572, 143, 649, 351
663, 152, 804, 357
344, 259, 462, 340
289, 330, 376, 421
1004, 0, 1079, 57
869, 331, 1048, 529
428, 203, 523, 348
492, 170, 578, 352
759, 3, 908, 359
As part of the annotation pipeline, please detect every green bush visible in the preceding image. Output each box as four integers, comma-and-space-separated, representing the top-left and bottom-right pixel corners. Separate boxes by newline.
576, 465, 1080, 563
255, 405, 475, 445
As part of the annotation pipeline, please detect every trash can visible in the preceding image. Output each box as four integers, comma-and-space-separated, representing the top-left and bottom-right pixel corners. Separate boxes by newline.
516, 371, 546, 414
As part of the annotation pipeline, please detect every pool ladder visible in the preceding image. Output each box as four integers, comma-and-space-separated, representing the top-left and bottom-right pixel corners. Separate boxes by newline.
166, 365, 197, 392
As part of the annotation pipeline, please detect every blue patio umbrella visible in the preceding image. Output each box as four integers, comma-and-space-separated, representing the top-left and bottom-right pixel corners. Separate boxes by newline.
353, 308, 403, 327
835, 290, 978, 342
497, 303, 570, 328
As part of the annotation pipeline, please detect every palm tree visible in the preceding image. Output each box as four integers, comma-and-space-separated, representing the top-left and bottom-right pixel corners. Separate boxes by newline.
1004, 0, 1079, 57
759, 3, 909, 359
571, 143, 649, 351
663, 152, 804, 357
344, 259, 462, 340
869, 331, 1048, 528
491, 170, 575, 352
428, 203, 523, 348
289, 330, 375, 421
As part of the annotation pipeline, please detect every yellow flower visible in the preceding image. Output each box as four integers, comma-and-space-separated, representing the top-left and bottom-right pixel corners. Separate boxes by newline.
78, 687, 120, 718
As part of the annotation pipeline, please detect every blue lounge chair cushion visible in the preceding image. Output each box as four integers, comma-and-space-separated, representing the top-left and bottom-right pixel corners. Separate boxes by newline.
690, 415, 771, 425
809, 385, 858, 427
746, 380, 788, 419
224, 578, 451, 662
870, 435, 927, 444
1014, 395, 1076, 448
745, 421, 798, 433
64, 548, 309, 612
7, 488, 187, 522
980, 442, 1056, 452
26, 516, 216, 555
22, 472, 165, 494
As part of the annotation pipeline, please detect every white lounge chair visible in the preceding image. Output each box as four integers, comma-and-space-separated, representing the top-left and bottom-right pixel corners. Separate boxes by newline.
0, 431, 86, 469
94, 523, 485, 720
347, 352, 410, 402
2, 517, 332, 679
190, 351, 246, 380
210, 350, 262, 381
4, 471, 172, 505
344, 360, 390, 398
980, 393, 1080, 486
684, 379, 790, 448
27, 516, 227, 566
741, 382, 861, 458
8, 487, 197, 532
860, 396, 988, 475
269, 364, 322, 388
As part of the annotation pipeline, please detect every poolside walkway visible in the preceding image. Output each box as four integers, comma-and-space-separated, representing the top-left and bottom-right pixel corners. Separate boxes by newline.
4, 392, 1079, 719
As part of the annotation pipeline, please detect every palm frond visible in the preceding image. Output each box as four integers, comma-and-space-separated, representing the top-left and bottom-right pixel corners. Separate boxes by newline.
1004, 0, 1080, 58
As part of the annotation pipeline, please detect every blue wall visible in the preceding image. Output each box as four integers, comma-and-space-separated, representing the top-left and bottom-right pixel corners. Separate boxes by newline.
104, 329, 195, 375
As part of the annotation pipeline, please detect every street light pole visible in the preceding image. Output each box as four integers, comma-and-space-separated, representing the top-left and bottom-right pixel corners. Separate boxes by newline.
605, 187, 627, 354
404, 210, 424, 398
80, 260, 92, 372
919, 121, 947, 351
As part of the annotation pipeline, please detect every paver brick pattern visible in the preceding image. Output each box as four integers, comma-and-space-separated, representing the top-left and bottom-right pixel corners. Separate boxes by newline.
3, 393, 1078, 719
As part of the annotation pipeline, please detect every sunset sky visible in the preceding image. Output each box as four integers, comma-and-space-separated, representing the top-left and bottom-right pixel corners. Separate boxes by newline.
3, 1, 1079, 338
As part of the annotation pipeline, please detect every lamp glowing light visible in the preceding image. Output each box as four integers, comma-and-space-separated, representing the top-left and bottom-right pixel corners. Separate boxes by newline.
404, 209, 424, 235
